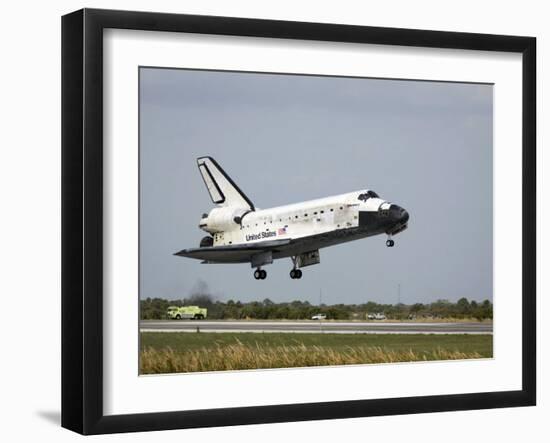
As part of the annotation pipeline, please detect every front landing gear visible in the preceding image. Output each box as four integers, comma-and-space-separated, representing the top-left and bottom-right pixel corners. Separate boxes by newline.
386, 239, 395, 247
254, 269, 267, 280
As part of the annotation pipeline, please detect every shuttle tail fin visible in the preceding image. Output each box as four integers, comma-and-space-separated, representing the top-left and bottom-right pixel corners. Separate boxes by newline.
196, 156, 255, 210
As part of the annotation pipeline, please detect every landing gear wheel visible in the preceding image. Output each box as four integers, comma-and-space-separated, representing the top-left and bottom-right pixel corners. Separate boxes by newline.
260, 269, 267, 280
254, 270, 262, 280
290, 269, 303, 279
386, 239, 395, 247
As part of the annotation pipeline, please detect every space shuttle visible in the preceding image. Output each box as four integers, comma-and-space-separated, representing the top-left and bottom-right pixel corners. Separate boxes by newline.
175, 156, 409, 280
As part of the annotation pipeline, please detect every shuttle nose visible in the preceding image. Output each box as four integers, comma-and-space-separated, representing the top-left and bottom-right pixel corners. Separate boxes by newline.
358, 204, 410, 234
389, 204, 409, 224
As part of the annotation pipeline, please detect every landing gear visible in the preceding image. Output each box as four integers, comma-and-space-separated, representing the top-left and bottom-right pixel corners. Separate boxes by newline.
386, 238, 395, 247
289, 256, 303, 279
290, 269, 302, 279
254, 269, 267, 280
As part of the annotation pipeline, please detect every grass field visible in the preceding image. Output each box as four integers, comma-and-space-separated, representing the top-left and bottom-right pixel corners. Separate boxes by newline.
140, 332, 492, 374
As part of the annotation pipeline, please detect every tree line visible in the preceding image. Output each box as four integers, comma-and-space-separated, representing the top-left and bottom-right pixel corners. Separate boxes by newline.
140, 295, 493, 321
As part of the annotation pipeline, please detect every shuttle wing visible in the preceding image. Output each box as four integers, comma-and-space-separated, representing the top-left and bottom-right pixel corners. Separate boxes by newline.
175, 228, 365, 264
174, 238, 292, 263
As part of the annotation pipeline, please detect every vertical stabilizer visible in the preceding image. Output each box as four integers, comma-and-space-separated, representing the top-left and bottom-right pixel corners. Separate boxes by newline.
197, 157, 255, 210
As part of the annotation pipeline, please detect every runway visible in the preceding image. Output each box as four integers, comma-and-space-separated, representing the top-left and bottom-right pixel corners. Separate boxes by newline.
140, 320, 492, 335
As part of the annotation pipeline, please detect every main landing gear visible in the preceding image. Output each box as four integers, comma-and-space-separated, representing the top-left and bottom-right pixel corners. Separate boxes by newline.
254, 268, 267, 280
289, 256, 303, 279
290, 269, 302, 279
386, 236, 395, 247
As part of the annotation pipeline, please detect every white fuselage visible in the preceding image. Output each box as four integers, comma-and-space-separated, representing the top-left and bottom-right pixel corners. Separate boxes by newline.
203, 191, 391, 247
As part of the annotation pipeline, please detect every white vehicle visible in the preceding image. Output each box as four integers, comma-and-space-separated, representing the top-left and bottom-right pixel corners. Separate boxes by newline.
175, 157, 409, 280
311, 314, 327, 320
367, 313, 386, 320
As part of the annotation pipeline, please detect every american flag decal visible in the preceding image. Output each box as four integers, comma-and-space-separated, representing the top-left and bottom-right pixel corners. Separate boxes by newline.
277, 227, 287, 235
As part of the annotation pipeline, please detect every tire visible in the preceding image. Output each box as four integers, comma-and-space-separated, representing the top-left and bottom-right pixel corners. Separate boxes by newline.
296, 269, 303, 279
260, 270, 267, 279
175, 314, 181, 320
254, 270, 261, 280
290, 269, 296, 279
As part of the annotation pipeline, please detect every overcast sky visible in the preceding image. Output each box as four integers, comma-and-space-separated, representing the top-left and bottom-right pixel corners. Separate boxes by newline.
139, 67, 493, 305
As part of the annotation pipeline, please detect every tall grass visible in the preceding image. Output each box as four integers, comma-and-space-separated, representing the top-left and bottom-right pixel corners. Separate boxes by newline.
140, 340, 483, 374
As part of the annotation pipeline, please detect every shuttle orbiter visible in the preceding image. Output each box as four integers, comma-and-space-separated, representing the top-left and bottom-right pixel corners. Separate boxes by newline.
175, 157, 409, 280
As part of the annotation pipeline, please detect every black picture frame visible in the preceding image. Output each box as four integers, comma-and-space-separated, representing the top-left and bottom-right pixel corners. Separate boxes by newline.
62, 8, 536, 435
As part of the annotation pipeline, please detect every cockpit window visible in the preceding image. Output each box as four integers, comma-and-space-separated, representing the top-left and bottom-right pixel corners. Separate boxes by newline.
358, 190, 379, 202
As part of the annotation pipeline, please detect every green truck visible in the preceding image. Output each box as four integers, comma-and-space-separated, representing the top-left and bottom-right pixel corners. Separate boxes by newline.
166, 305, 207, 320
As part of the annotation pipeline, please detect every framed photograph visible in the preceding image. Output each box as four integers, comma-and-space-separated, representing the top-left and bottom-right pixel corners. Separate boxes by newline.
62, 8, 536, 435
